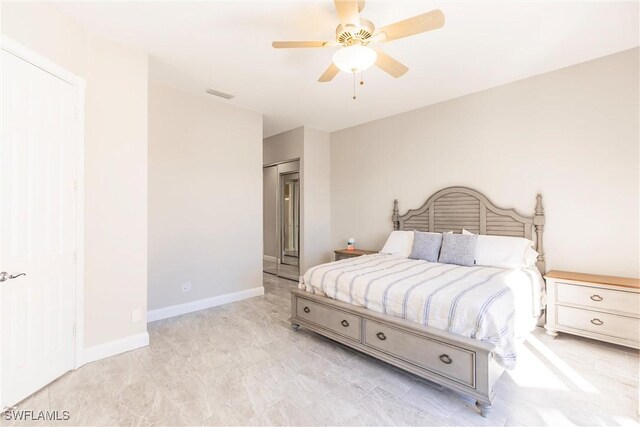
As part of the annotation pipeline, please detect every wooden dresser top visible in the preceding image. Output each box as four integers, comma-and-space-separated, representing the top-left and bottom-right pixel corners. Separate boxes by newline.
334, 249, 378, 256
545, 270, 640, 290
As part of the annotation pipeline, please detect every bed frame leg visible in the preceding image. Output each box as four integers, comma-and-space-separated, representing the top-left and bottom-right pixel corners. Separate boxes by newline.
291, 322, 300, 331
476, 401, 492, 418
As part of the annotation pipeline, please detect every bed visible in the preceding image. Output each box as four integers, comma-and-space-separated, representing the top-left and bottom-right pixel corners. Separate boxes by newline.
289, 187, 546, 416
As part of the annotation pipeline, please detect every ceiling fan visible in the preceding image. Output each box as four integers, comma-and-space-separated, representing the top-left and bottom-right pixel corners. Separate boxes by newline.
272, 0, 445, 86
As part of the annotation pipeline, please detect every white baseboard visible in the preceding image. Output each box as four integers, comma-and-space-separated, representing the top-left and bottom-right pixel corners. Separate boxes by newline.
263, 255, 277, 262
147, 286, 265, 323
82, 331, 149, 365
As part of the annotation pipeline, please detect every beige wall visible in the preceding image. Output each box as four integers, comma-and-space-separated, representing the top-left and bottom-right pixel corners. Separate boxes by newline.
2, 2, 149, 348
148, 83, 263, 310
331, 48, 639, 278
302, 127, 332, 269
83, 34, 148, 347
263, 127, 303, 165
0, 2, 86, 76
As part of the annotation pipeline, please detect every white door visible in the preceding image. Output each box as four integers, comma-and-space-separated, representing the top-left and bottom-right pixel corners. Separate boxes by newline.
1, 47, 78, 408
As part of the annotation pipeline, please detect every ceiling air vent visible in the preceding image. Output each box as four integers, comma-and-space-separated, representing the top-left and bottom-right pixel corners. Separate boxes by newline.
206, 88, 234, 100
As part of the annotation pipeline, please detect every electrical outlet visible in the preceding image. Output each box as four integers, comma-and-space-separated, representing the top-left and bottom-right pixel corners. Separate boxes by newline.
182, 282, 192, 293
131, 308, 142, 323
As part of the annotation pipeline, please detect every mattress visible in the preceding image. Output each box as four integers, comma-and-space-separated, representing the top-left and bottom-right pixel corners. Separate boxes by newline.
299, 253, 544, 369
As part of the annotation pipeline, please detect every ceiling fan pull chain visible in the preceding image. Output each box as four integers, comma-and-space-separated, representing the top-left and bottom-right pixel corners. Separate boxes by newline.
360, 70, 364, 86
352, 71, 356, 100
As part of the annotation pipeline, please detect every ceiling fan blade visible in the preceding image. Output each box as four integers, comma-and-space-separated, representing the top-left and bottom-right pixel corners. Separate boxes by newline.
334, 0, 360, 28
375, 9, 444, 42
272, 41, 331, 49
375, 50, 409, 78
318, 63, 340, 82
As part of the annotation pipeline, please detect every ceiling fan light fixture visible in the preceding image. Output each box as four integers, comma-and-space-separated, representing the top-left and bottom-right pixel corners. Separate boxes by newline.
332, 45, 377, 73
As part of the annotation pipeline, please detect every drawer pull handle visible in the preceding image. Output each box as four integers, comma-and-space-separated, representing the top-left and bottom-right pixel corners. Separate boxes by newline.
439, 354, 453, 364
303, 307, 310, 313
341, 320, 349, 327
590, 294, 603, 302
376, 332, 387, 341
590, 318, 604, 326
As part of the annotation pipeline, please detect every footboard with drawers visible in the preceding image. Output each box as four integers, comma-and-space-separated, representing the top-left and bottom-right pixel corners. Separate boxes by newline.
290, 288, 504, 417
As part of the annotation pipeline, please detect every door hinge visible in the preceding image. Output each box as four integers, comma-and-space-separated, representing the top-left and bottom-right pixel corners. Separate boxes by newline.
73, 251, 78, 264
73, 181, 78, 192
72, 324, 76, 336
74, 109, 78, 121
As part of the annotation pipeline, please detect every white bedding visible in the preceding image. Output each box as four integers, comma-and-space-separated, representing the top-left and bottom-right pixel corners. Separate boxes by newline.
299, 254, 544, 369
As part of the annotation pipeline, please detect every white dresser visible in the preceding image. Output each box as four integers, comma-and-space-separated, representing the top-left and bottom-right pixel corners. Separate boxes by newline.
545, 271, 640, 348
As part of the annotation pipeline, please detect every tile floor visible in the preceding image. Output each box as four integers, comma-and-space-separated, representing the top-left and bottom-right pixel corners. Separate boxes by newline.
4, 273, 639, 426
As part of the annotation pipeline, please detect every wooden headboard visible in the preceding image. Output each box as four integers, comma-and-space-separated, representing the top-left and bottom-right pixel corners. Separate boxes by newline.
392, 187, 546, 273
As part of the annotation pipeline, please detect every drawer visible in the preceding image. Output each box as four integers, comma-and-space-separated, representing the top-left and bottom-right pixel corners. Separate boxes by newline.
556, 282, 640, 316
556, 305, 640, 343
295, 297, 361, 342
363, 319, 475, 388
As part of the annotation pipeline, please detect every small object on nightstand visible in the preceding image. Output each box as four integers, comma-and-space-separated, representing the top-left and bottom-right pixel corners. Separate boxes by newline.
347, 237, 355, 251
334, 248, 377, 261
544, 270, 640, 349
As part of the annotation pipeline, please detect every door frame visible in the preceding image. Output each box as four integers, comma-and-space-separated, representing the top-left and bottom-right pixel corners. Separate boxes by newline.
0, 36, 86, 408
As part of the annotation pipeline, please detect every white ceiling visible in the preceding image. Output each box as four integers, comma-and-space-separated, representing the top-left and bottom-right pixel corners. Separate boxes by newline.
55, 1, 639, 137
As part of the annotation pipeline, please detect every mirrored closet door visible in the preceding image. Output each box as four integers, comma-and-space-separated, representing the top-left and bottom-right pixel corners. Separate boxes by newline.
263, 165, 278, 276
279, 172, 299, 280
263, 160, 300, 281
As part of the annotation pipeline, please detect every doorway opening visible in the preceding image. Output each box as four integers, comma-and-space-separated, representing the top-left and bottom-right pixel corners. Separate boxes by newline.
263, 160, 300, 281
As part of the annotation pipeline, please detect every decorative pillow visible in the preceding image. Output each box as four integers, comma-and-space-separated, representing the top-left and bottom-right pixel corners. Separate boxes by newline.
462, 229, 536, 269
408, 231, 443, 262
380, 231, 414, 257
438, 233, 478, 266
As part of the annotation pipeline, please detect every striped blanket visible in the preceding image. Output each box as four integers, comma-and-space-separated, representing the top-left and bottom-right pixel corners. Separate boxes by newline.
299, 254, 543, 369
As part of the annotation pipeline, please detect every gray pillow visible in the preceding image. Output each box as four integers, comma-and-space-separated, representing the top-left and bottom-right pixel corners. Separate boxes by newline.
438, 233, 478, 266
409, 231, 443, 262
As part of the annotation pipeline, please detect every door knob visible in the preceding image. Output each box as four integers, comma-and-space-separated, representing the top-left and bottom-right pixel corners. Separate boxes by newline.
0, 272, 26, 282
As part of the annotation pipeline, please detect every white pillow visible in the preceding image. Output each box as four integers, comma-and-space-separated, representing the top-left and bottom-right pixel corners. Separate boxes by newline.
524, 247, 539, 267
462, 229, 536, 269
380, 231, 414, 257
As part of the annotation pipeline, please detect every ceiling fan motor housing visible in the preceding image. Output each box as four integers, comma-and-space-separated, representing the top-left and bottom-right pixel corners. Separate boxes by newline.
336, 19, 375, 46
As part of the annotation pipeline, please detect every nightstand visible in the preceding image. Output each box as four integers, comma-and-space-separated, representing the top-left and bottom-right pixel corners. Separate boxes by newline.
334, 248, 377, 261
544, 270, 640, 349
